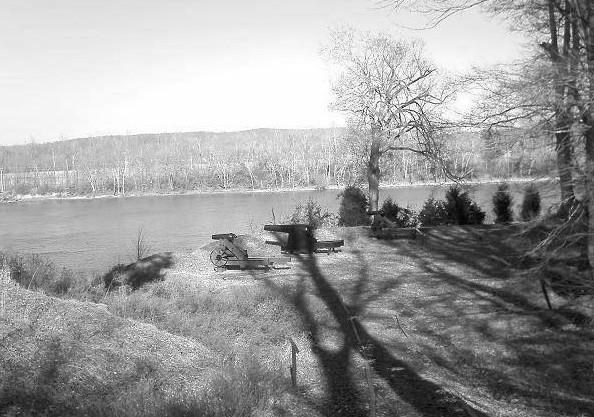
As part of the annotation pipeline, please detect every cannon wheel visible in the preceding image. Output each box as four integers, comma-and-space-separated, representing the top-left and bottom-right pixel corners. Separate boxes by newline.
210, 247, 230, 267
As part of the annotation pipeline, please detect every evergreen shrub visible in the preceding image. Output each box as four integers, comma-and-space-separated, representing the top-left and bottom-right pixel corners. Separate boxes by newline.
492, 183, 513, 223
289, 199, 334, 229
521, 184, 541, 221
381, 198, 418, 228
338, 186, 370, 226
419, 186, 485, 226
444, 186, 485, 225
418, 198, 449, 226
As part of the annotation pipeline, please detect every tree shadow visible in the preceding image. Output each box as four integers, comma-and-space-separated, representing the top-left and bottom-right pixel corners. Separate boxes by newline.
391, 225, 591, 325
262, 242, 488, 416
372, 225, 594, 415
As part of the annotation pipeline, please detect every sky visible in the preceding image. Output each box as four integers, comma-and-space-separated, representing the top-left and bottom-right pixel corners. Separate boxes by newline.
0, 0, 529, 145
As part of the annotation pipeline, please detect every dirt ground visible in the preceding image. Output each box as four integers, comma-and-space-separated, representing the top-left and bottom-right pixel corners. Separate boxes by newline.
1, 225, 593, 416
174, 225, 594, 416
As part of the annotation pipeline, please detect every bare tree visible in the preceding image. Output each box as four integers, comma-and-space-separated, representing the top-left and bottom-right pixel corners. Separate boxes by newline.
379, 0, 594, 275
325, 29, 461, 221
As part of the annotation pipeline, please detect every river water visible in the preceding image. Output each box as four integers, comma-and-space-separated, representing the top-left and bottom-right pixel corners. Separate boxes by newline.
0, 181, 559, 275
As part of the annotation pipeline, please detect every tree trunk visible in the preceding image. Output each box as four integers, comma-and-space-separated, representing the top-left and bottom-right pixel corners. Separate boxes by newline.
584, 0, 594, 273
368, 135, 381, 225
585, 113, 594, 273
547, 0, 576, 214
555, 115, 576, 208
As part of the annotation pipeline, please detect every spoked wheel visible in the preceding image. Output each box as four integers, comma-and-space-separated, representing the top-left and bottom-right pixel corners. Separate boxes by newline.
210, 248, 229, 267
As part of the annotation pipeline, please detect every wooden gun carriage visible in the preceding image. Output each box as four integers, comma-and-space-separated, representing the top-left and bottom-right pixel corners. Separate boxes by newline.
209, 233, 290, 270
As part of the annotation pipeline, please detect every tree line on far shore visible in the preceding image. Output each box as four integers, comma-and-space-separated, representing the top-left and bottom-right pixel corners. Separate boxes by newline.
0, 127, 554, 197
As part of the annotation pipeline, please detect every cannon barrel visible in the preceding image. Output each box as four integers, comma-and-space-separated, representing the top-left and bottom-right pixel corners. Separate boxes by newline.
264, 224, 311, 233
211, 233, 237, 241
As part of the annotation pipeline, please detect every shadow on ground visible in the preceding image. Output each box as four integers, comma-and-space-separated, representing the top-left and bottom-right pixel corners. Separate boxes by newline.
260, 226, 594, 416
261, 229, 493, 416
379, 225, 594, 416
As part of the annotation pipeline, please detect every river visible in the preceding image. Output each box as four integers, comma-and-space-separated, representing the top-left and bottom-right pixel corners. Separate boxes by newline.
0, 181, 559, 275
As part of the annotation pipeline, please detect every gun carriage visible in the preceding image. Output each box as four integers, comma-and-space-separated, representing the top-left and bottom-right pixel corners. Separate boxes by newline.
209, 233, 290, 271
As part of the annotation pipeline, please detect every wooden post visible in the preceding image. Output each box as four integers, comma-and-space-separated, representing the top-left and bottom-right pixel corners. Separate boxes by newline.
289, 337, 299, 387
0, 168, 4, 193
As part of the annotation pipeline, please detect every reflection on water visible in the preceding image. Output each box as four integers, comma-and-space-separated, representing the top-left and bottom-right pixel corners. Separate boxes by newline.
0, 181, 559, 274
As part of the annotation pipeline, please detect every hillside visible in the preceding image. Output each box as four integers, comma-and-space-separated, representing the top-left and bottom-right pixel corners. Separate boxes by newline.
0, 127, 555, 197
0, 128, 343, 171
0, 280, 218, 414
2, 225, 592, 416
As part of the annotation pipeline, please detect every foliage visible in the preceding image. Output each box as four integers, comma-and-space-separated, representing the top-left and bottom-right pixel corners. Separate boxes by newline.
492, 183, 514, 223
520, 184, 541, 221
418, 197, 449, 226
103, 253, 173, 291
444, 186, 486, 225
380, 198, 418, 227
418, 187, 485, 226
338, 186, 370, 226
0, 252, 78, 295
288, 199, 335, 229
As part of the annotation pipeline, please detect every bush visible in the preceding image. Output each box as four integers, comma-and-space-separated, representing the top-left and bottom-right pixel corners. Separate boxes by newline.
103, 253, 174, 291
418, 197, 449, 226
521, 184, 541, 221
381, 198, 418, 228
289, 199, 334, 229
444, 186, 485, 225
338, 186, 370, 226
492, 183, 514, 223
418, 186, 485, 226
0, 252, 78, 295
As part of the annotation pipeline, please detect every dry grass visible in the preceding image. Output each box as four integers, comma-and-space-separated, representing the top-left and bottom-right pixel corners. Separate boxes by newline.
1, 226, 593, 416
0, 279, 220, 414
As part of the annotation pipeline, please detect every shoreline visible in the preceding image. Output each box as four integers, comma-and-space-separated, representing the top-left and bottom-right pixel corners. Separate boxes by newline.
0, 176, 554, 204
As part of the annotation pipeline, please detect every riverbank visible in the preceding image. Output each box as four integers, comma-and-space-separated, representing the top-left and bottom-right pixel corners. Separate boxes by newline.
0, 176, 553, 204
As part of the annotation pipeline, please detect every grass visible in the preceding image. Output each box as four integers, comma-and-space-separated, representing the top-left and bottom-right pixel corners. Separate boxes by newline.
0, 252, 298, 416
1, 225, 593, 416
105, 281, 303, 355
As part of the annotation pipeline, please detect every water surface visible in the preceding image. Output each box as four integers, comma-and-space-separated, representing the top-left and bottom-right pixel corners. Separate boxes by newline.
0, 182, 559, 274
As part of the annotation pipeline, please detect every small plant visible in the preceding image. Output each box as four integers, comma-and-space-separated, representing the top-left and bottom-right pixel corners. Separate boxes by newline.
338, 186, 370, 226
49, 268, 76, 295
0, 252, 78, 296
381, 198, 418, 228
492, 183, 514, 223
289, 199, 334, 229
418, 197, 449, 226
135, 226, 151, 260
521, 184, 541, 221
103, 253, 173, 291
418, 187, 485, 226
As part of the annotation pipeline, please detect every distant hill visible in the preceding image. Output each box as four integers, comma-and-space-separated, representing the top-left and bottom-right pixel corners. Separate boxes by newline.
0, 127, 345, 172
0, 126, 554, 196
0, 127, 354, 195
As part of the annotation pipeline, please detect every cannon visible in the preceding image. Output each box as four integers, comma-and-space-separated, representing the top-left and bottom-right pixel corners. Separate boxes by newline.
209, 233, 290, 270
264, 224, 344, 254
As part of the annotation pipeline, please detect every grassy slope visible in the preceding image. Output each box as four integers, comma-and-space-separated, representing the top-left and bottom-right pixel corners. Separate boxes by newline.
0, 280, 218, 415
1, 226, 593, 416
